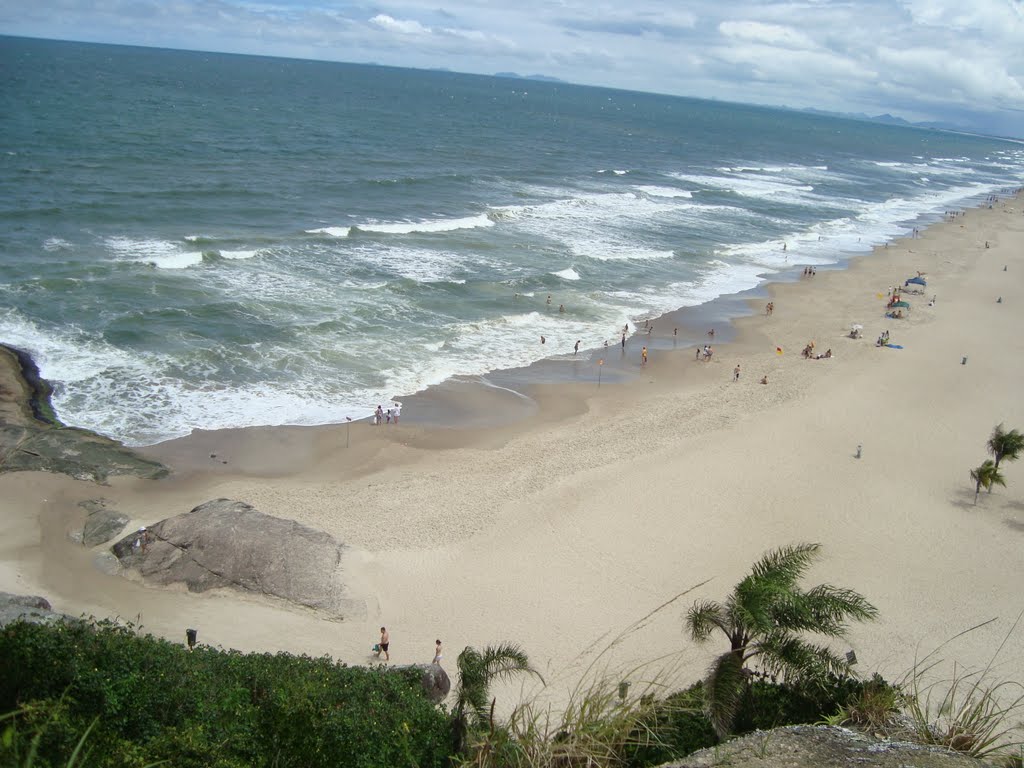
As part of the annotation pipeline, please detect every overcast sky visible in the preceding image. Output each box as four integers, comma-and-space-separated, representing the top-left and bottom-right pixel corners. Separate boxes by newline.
3, 0, 1023, 137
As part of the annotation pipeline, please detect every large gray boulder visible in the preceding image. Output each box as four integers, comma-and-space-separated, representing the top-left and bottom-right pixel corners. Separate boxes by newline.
80, 498, 130, 546
0, 592, 69, 628
419, 663, 452, 704
112, 498, 360, 618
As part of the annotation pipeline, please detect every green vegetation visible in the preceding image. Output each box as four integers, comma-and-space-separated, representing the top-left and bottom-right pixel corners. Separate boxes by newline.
988, 424, 1024, 476
685, 542, 878, 737
4, 545, 1022, 766
451, 643, 541, 757
899, 615, 1024, 760
969, 423, 1022, 502
971, 459, 1006, 503
0, 618, 449, 768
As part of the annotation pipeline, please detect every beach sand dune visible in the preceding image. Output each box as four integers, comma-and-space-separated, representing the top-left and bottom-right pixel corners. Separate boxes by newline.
2, 197, 1022, 705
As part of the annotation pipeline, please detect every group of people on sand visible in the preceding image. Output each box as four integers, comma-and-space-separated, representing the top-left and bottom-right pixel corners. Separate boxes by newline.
697, 344, 714, 362
373, 402, 402, 425
373, 627, 444, 667
800, 341, 831, 359
764, 301, 774, 316
802, 267, 817, 277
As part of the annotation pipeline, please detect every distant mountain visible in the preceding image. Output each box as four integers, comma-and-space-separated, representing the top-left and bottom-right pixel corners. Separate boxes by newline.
799, 107, 961, 132
493, 72, 566, 83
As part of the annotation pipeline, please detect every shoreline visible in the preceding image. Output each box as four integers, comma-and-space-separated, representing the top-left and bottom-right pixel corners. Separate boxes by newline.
133, 190, 993, 473
2, 191, 1023, 707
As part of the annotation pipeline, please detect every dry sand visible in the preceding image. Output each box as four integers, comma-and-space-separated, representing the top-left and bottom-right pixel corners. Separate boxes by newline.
2, 195, 1023, 706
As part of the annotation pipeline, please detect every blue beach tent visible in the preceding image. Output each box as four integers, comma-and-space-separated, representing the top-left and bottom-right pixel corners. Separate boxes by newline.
905, 276, 927, 286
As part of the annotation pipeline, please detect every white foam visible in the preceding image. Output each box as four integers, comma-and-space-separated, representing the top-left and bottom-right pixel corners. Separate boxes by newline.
105, 236, 203, 269
218, 249, 259, 260
355, 214, 493, 234
633, 185, 692, 198
306, 227, 352, 237
668, 171, 816, 203
552, 267, 580, 280
42, 237, 73, 251
348, 244, 482, 283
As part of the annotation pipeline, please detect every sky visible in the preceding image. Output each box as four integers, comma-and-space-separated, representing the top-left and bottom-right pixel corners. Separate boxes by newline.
2, 0, 1023, 137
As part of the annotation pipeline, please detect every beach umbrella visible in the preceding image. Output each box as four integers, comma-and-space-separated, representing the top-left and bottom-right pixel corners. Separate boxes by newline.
892, 300, 911, 309
851, 323, 863, 331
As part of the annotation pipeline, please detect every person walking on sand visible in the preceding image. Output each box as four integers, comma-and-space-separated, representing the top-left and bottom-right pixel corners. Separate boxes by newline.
376, 627, 390, 662
621, 332, 626, 349
696, 346, 701, 361
374, 405, 383, 426
734, 364, 740, 381
574, 340, 580, 355
433, 639, 443, 665
641, 346, 648, 366
392, 402, 402, 424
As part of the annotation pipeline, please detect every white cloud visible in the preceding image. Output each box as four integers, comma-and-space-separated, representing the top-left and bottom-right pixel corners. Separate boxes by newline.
1, 0, 1022, 135
369, 14, 431, 35
718, 20, 817, 50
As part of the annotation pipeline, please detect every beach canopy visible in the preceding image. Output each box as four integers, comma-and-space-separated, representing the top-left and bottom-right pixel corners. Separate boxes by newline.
905, 276, 927, 286
892, 300, 911, 308
851, 323, 863, 331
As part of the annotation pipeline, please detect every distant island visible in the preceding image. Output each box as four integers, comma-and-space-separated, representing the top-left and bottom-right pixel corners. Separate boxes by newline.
797, 106, 961, 132
494, 72, 566, 83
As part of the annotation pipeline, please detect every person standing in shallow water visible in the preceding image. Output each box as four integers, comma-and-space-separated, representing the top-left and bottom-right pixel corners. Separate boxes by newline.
574, 340, 580, 355
641, 346, 648, 366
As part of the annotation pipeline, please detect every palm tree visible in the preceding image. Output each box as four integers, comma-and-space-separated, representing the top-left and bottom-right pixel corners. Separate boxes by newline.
686, 542, 877, 738
451, 643, 542, 754
970, 459, 1006, 504
987, 424, 1024, 491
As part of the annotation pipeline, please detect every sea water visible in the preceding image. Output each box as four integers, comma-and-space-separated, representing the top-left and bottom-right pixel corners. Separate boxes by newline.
1, 36, 1022, 445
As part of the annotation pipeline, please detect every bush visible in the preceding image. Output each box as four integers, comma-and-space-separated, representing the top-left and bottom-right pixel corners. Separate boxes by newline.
0, 618, 450, 767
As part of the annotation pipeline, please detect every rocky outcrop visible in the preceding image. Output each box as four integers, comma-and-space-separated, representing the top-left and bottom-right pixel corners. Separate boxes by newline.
79, 498, 130, 547
419, 664, 451, 704
112, 498, 360, 618
0, 592, 70, 628
663, 725, 998, 768
0, 344, 167, 483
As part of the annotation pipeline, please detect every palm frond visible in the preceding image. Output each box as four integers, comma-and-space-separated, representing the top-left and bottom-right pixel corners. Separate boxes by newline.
703, 651, 746, 738
748, 542, 820, 585
757, 634, 849, 683
481, 642, 543, 686
687, 600, 729, 642
802, 584, 879, 633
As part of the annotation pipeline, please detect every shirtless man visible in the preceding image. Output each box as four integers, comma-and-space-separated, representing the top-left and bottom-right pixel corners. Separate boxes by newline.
376, 627, 390, 662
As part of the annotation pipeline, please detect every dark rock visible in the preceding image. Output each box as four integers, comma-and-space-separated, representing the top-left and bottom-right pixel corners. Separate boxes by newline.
80, 498, 130, 546
0, 592, 68, 627
0, 344, 167, 483
663, 724, 998, 767
420, 663, 451, 703
112, 498, 361, 618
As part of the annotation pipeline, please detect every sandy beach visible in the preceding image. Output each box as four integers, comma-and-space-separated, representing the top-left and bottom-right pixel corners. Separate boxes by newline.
2, 194, 1023, 706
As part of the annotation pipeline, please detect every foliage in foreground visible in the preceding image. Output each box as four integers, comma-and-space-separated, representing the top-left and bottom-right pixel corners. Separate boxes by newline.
685, 542, 878, 737
0, 618, 449, 768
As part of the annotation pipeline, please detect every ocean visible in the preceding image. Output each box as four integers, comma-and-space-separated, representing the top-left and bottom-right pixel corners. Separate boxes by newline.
2, 36, 1022, 446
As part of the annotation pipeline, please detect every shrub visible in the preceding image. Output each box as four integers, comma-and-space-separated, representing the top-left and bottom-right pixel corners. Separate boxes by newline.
0, 618, 450, 768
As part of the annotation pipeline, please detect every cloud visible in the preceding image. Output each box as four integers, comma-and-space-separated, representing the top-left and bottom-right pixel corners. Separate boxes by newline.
369, 14, 431, 35
1, 0, 1022, 135
718, 20, 817, 50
